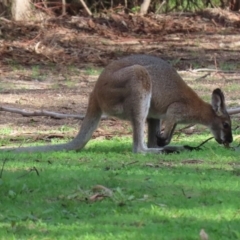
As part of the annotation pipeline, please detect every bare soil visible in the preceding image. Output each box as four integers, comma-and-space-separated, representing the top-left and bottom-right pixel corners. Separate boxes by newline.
0, 9, 240, 144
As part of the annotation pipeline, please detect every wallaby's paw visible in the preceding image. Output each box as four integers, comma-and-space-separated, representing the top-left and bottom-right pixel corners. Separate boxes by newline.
156, 131, 168, 147
162, 145, 202, 154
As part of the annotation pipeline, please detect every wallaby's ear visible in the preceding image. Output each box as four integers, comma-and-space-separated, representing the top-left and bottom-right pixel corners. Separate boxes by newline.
211, 88, 226, 116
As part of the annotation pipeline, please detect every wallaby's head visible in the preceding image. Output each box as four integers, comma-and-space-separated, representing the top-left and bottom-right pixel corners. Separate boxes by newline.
210, 88, 233, 146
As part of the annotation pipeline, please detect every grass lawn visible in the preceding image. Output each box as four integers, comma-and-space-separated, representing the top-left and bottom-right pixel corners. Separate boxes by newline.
0, 130, 240, 240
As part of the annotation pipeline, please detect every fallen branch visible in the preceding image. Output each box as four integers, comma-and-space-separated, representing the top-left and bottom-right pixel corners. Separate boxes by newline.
0, 106, 107, 120
0, 17, 12, 23
190, 68, 240, 74
0, 105, 239, 120
228, 107, 240, 115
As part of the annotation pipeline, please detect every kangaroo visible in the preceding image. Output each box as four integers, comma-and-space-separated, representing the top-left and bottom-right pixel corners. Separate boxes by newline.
1, 55, 233, 153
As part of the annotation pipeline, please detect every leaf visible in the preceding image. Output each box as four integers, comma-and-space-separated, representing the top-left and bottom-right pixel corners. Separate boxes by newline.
8, 190, 16, 198
200, 229, 209, 240
92, 185, 113, 197
89, 185, 113, 202
127, 195, 135, 201
89, 193, 105, 202
88, 19, 95, 29
67, 193, 79, 200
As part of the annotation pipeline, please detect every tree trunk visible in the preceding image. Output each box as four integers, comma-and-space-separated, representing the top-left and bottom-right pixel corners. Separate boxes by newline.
140, 0, 151, 15
11, 0, 31, 20
229, 0, 240, 11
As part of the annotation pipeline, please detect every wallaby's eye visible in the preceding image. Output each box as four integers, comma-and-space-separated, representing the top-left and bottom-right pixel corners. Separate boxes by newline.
223, 122, 229, 129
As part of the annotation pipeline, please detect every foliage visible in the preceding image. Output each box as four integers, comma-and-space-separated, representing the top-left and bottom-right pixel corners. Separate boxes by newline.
0, 129, 240, 239
1, 0, 238, 22
31, 0, 234, 15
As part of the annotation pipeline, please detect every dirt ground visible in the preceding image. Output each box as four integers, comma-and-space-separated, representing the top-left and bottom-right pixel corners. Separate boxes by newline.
0, 9, 240, 144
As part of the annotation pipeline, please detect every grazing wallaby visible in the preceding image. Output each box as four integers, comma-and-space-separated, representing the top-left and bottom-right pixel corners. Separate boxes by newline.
1, 55, 233, 153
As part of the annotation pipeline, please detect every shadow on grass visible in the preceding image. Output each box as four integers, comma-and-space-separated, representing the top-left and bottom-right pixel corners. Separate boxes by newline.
1, 150, 240, 239
0, 216, 239, 239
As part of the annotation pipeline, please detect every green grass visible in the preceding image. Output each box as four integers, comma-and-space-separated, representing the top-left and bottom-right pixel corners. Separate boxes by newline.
225, 83, 240, 92
161, 0, 224, 12
0, 131, 240, 240
85, 67, 103, 76
0, 128, 13, 136
219, 62, 237, 71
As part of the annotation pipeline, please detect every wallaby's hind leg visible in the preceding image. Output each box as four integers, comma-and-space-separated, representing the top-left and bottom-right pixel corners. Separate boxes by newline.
124, 69, 166, 153
130, 93, 153, 153
123, 66, 153, 153
147, 118, 160, 148
119, 66, 161, 153
132, 113, 164, 153
97, 64, 164, 153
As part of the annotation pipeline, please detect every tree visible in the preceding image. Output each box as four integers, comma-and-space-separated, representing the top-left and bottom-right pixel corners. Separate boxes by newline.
140, 0, 151, 14
229, 0, 240, 11
0, 0, 31, 20
11, 0, 31, 20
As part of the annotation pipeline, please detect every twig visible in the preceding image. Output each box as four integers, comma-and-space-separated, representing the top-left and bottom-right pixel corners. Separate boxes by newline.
0, 159, 8, 178
183, 137, 214, 151
195, 73, 211, 81
156, 0, 166, 13
34, 41, 41, 54
32, 167, 40, 176
190, 68, 239, 74
181, 188, 187, 197
79, 0, 92, 16
17, 167, 40, 179
0, 17, 12, 23
177, 124, 195, 131
174, 124, 195, 140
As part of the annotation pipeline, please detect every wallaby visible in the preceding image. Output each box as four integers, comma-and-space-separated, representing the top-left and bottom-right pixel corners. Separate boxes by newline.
1, 55, 233, 153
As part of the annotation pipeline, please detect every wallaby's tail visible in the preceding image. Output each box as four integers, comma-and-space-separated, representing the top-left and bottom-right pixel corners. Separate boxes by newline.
1, 93, 102, 153
69, 103, 102, 152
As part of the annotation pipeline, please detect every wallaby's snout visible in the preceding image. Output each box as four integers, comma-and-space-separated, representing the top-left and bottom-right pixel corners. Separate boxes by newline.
214, 133, 233, 146
213, 122, 233, 146
215, 134, 233, 146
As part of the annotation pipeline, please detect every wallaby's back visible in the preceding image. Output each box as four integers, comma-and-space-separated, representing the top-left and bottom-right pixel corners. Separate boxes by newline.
95, 55, 199, 118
